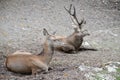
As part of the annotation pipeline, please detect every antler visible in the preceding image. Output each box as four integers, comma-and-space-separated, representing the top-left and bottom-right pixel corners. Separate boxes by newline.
64, 4, 86, 30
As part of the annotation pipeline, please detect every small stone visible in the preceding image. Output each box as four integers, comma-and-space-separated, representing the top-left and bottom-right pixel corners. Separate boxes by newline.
93, 67, 103, 72
63, 73, 69, 77
78, 65, 90, 71
106, 65, 117, 72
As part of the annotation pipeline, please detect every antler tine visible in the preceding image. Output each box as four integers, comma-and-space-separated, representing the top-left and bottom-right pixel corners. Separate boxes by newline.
70, 5, 80, 29
73, 6, 76, 16
69, 4, 72, 13
79, 18, 86, 24
78, 18, 86, 29
65, 4, 86, 30
72, 6, 80, 25
64, 4, 72, 15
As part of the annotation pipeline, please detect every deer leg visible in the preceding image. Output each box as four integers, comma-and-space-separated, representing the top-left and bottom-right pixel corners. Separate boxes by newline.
31, 59, 48, 73
32, 68, 37, 75
48, 67, 53, 71
79, 45, 98, 51
62, 44, 76, 53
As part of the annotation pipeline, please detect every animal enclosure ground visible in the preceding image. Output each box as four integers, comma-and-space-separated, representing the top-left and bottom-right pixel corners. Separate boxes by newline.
0, 0, 120, 80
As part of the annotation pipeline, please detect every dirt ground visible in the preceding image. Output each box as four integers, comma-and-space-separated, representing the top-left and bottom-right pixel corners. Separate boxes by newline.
0, 0, 120, 80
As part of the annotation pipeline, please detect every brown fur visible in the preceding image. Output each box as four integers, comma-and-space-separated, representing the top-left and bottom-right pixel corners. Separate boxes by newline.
5, 28, 54, 75
51, 29, 89, 53
50, 5, 90, 53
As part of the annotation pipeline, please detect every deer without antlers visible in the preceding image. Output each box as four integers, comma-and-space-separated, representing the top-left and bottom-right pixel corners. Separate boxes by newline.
51, 4, 90, 53
5, 28, 55, 75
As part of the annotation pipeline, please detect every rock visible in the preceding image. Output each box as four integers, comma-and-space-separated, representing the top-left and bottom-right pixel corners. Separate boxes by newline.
93, 67, 103, 72
104, 61, 120, 72
106, 66, 117, 72
78, 64, 103, 72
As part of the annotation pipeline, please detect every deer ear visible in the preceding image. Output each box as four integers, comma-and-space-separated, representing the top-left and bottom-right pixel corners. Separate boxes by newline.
43, 28, 49, 36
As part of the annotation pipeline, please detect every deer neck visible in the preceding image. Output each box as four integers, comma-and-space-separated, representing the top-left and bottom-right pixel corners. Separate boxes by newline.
74, 35, 83, 49
67, 32, 83, 49
40, 41, 54, 64
67, 32, 77, 43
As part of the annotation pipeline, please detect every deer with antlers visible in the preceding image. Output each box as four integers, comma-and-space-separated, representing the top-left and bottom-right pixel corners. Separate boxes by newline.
50, 4, 90, 53
5, 28, 56, 75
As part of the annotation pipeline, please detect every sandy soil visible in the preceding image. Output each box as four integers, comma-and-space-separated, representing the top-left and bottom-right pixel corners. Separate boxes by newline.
0, 0, 120, 80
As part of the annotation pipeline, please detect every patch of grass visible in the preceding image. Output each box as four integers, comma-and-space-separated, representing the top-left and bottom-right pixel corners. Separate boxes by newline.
93, 73, 104, 80
114, 68, 120, 80
116, 76, 120, 80
116, 68, 120, 73
99, 69, 108, 74
94, 75, 103, 80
